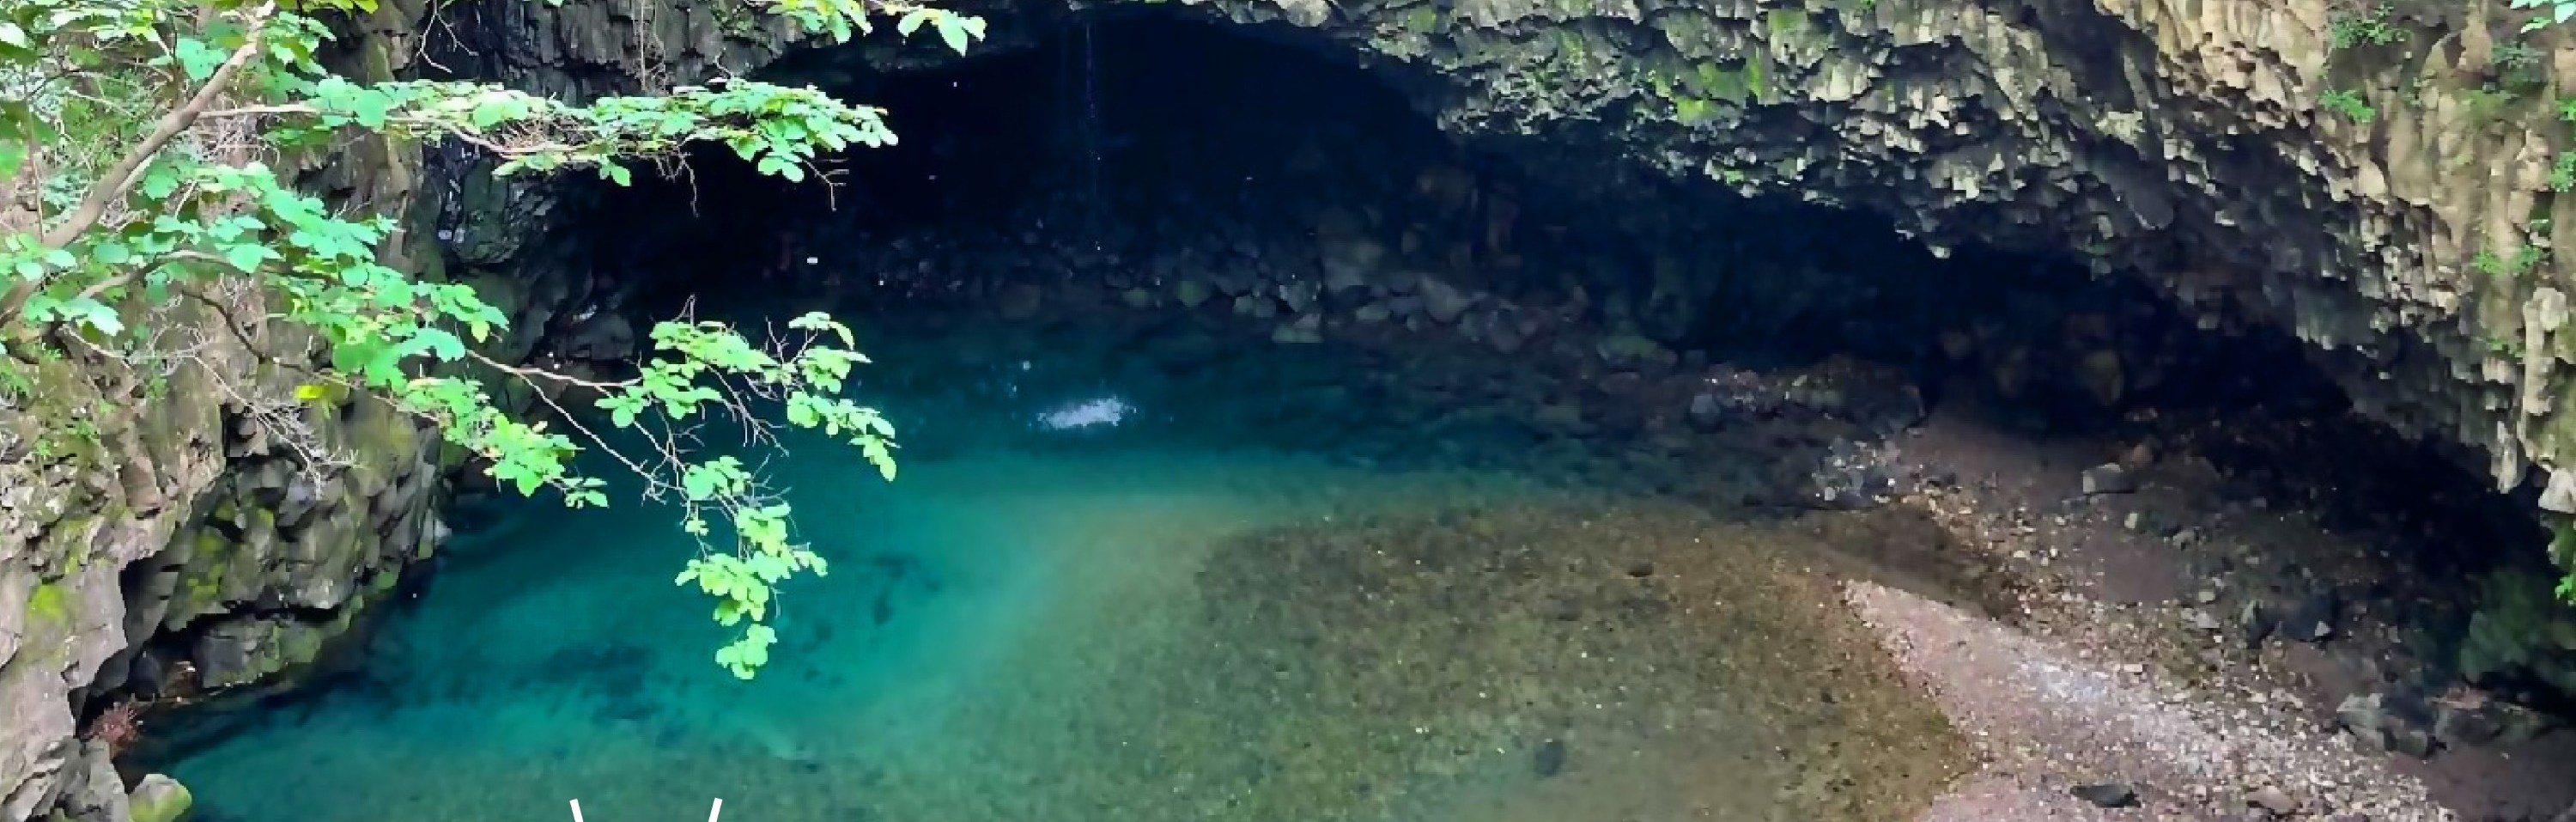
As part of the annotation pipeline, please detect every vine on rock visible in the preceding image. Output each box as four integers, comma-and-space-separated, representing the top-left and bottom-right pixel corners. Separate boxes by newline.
0, 0, 982, 678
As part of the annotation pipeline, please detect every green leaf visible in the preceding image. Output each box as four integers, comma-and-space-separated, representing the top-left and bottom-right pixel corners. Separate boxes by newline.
936, 15, 969, 54
222, 243, 275, 272
174, 36, 224, 81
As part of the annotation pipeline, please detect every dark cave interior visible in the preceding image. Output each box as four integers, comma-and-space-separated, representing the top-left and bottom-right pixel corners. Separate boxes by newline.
548, 10, 2567, 697
587, 19, 2504, 508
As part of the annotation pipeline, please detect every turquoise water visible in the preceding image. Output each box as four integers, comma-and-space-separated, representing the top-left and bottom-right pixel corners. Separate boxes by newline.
154, 314, 1970, 822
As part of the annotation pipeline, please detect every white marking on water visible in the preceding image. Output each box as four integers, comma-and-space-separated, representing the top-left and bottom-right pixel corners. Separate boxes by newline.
1036, 396, 1135, 430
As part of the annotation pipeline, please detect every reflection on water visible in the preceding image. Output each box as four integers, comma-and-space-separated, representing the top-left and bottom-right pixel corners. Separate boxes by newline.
150, 315, 1970, 822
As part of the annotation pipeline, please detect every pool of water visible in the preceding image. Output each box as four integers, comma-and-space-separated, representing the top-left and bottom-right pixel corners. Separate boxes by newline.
149, 314, 1972, 822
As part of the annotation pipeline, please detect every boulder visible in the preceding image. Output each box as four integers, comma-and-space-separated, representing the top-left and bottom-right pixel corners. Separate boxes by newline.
126, 775, 190, 822
1595, 334, 1667, 370
2283, 587, 2337, 643
555, 311, 635, 362
56, 743, 125, 822
2070, 783, 2138, 807
2245, 785, 2297, 817
1418, 277, 1477, 324
2081, 463, 2137, 495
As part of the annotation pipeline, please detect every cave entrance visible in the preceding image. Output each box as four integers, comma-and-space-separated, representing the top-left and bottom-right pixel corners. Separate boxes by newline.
595, 11, 2336, 425
139, 9, 2576, 822
562, 11, 2576, 802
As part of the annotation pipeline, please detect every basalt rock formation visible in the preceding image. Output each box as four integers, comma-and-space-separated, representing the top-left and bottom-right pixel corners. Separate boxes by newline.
9, 0, 2576, 820
416, 0, 2576, 504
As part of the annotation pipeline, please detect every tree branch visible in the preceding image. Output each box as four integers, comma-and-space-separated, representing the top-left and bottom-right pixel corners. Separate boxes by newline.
0, 3, 276, 322
40, 6, 272, 250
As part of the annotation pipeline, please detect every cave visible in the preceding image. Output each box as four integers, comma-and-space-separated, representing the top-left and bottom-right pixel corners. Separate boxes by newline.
114, 8, 2576, 822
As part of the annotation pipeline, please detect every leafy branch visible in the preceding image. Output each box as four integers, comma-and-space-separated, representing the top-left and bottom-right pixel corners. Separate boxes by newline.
1, 0, 984, 677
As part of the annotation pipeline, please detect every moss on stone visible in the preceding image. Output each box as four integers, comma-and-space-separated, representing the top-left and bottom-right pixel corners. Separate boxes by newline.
1687, 61, 1756, 104
164, 527, 239, 630
25, 581, 70, 629
127, 778, 191, 822
1651, 11, 1715, 53
276, 620, 328, 673
1765, 9, 1813, 42
1402, 5, 1437, 34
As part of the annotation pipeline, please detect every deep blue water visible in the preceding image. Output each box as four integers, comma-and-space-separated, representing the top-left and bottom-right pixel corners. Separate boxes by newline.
153, 314, 1966, 822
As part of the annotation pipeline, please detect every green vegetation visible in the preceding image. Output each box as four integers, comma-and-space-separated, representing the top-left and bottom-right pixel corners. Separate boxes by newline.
2462, 567, 2576, 692
2, 0, 985, 677
2512, 0, 2576, 31
2318, 89, 2378, 123
2549, 98, 2576, 192
25, 581, 70, 627
2464, 83, 2520, 122
2475, 244, 2547, 280
2327, 3, 2405, 48
2496, 41, 2545, 73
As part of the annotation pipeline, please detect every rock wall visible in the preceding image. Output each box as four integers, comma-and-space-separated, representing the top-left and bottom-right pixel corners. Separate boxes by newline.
413, 0, 2576, 521
0, 2, 450, 819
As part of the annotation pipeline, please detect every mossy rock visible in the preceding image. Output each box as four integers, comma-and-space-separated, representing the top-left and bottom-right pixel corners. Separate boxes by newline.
2460, 569, 2576, 696
25, 581, 71, 630
127, 775, 191, 822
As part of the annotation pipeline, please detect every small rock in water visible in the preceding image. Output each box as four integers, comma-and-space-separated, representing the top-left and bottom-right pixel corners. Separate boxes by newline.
2071, 782, 2139, 808
1625, 561, 1655, 578
2237, 600, 2277, 649
2081, 463, 2137, 495
1532, 739, 1567, 777
2337, 691, 2391, 751
2284, 588, 2337, 642
1419, 277, 1476, 324
2244, 786, 2297, 817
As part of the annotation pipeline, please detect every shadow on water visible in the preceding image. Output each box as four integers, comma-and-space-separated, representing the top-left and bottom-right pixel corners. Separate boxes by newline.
140, 313, 1993, 822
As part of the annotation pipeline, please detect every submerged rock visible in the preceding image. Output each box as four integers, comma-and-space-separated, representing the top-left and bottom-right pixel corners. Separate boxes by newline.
1532, 738, 1566, 777
2081, 464, 2137, 496
1417, 277, 1475, 324
2245, 785, 2298, 817
2070, 782, 2139, 808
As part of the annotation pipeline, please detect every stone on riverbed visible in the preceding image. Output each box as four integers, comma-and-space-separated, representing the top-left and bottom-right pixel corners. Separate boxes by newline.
2081, 463, 2136, 495
2070, 782, 2138, 807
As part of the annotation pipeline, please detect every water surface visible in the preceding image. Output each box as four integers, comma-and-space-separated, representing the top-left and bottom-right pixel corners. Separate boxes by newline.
157, 315, 1969, 822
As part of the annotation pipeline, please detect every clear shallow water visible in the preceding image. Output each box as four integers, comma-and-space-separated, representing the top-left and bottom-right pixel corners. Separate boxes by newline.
154, 315, 1969, 822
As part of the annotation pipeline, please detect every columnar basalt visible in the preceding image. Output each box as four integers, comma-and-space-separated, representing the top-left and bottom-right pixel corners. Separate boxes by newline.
0, 7, 448, 819
413, 0, 2576, 507
10, 0, 2576, 820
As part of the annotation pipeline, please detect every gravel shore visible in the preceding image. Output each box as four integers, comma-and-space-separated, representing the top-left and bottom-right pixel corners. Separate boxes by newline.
1845, 580, 2448, 820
